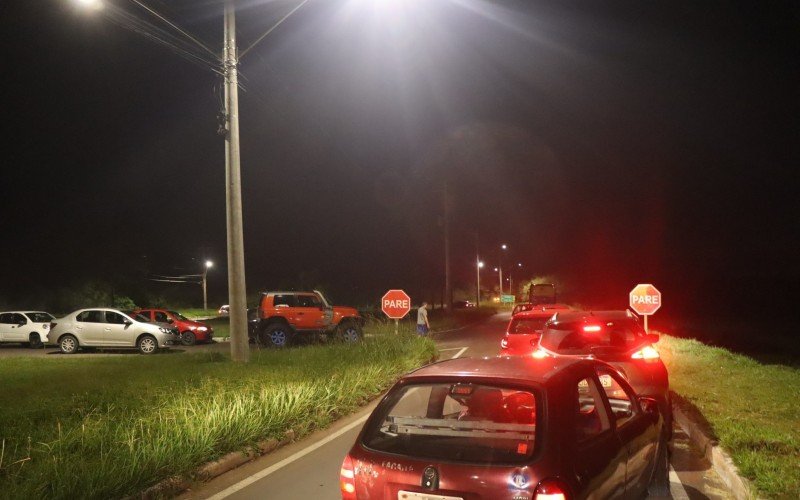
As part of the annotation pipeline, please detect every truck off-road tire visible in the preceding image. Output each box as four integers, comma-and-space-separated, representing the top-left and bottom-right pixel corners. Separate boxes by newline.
337, 321, 362, 343
261, 323, 293, 348
59, 335, 78, 354
648, 430, 671, 497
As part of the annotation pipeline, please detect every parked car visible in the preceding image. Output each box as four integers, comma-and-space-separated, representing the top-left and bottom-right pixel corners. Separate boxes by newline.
134, 308, 213, 345
500, 305, 570, 356
452, 300, 476, 309
48, 308, 180, 355
535, 310, 672, 438
341, 355, 670, 499
218, 305, 230, 316
0, 311, 55, 348
255, 290, 363, 347
512, 301, 570, 316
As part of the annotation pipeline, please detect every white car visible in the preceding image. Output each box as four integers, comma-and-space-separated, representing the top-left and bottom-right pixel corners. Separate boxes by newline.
0, 311, 55, 348
49, 308, 180, 354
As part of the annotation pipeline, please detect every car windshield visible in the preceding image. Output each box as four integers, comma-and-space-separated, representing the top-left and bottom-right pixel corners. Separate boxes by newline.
168, 311, 188, 321
508, 317, 549, 334
362, 382, 538, 465
123, 311, 150, 323
26, 312, 54, 322
540, 319, 647, 354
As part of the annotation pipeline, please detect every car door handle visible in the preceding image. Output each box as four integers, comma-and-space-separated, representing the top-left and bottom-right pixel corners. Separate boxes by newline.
104, 328, 111, 331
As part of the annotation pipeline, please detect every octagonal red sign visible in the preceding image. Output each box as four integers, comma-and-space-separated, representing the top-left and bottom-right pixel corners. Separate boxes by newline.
382, 289, 411, 319
629, 284, 662, 315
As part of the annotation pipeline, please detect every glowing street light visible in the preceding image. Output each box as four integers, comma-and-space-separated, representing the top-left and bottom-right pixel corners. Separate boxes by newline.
476, 260, 484, 308
202, 260, 214, 312
74, 0, 103, 10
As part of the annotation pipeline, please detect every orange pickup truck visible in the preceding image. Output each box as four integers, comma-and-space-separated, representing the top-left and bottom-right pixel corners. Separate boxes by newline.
254, 290, 363, 347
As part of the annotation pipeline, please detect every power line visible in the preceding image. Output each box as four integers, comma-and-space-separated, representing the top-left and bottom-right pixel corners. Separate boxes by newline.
128, 0, 220, 62
239, 0, 310, 59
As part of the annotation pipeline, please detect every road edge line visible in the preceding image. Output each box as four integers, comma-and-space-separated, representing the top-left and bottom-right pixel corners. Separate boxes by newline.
673, 405, 760, 500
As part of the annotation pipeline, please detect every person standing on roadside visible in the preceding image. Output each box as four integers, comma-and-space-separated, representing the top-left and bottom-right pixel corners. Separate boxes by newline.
416, 302, 430, 336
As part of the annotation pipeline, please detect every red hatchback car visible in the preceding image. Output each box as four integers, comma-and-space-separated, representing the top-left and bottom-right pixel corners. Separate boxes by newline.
500, 304, 572, 356
134, 309, 213, 345
341, 356, 669, 499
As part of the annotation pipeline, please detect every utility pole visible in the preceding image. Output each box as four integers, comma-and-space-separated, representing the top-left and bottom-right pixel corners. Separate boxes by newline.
499, 266, 503, 295
223, 1, 249, 363
202, 268, 208, 311
443, 182, 451, 310
475, 233, 481, 307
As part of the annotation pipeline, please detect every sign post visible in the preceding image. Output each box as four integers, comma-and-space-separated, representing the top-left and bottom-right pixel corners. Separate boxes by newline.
629, 284, 662, 333
382, 289, 412, 334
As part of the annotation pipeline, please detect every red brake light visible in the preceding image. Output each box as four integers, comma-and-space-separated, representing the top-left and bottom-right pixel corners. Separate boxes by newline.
632, 345, 660, 362
501, 338, 509, 349
340, 454, 357, 499
531, 349, 548, 359
582, 325, 602, 332
534, 478, 569, 500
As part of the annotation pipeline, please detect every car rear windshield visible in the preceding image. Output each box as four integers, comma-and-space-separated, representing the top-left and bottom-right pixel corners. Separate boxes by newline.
26, 312, 54, 322
508, 317, 549, 334
362, 382, 538, 465
540, 319, 647, 354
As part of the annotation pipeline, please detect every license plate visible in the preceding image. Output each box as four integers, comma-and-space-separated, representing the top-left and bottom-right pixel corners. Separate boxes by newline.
599, 374, 613, 387
398, 492, 463, 500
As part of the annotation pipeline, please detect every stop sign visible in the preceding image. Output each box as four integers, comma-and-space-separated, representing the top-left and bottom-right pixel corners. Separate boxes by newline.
629, 284, 662, 315
382, 289, 411, 319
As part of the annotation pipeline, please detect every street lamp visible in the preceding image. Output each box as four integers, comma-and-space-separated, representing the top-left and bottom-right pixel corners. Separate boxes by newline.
203, 260, 213, 312
476, 260, 484, 307
498, 244, 508, 294
72, 0, 250, 362
508, 262, 522, 296
73, 0, 102, 10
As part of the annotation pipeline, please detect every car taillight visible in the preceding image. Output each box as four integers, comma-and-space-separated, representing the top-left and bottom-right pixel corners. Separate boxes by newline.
582, 325, 602, 332
340, 454, 357, 499
533, 478, 569, 500
501, 338, 509, 349
631, 345, 660, 362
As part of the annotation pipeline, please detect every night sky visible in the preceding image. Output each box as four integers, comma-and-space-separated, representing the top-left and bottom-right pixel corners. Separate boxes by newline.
1, 1, 797, 320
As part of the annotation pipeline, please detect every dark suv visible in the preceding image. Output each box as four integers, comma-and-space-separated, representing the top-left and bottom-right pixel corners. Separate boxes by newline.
536, 310, 672, 438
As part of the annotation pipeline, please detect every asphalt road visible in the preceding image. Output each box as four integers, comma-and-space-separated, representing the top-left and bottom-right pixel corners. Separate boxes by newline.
175, 313, 732, 500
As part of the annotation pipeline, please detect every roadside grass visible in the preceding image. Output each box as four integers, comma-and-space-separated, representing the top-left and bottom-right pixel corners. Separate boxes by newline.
658, 334, 800, 498
0, 333, 436, 499
176, 308, 219, 320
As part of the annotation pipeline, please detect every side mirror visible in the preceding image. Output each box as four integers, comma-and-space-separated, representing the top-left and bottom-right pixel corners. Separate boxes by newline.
638, 396, 659, 416
18, 321, 27, 327
646, 333, 659, 344
167, 318, 175, 324
123, 319, 132, 326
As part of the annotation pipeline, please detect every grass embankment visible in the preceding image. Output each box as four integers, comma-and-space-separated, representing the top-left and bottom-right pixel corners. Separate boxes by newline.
0, 331, 436, 499
177, 309, 218, 320
658, 334, 800, 498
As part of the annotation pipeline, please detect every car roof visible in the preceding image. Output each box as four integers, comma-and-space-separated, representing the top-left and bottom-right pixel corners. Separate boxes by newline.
404, 356, 589, 385
513, 304, 571, 317
550, 310, 636, 324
